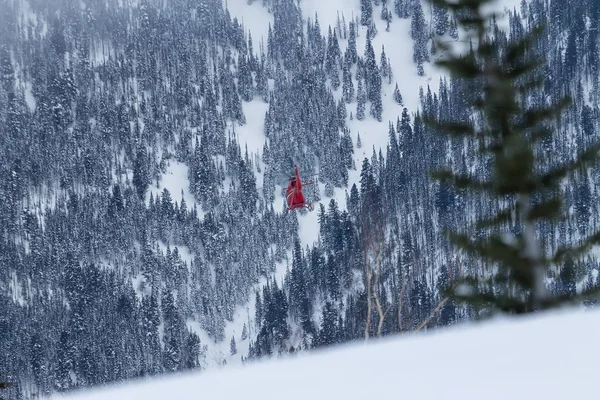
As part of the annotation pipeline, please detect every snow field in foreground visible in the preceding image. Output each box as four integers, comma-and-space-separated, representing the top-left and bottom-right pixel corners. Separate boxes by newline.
54, 307, 600, 400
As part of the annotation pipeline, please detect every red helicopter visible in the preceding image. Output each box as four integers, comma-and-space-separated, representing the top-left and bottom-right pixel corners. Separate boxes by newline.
286, 164, 314, 213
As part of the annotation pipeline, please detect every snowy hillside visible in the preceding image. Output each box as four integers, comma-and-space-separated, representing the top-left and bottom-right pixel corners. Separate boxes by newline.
222, 0, 522, 248
168, 0, 525, 367
4, 0, 600, 397
52, 308, 599, 400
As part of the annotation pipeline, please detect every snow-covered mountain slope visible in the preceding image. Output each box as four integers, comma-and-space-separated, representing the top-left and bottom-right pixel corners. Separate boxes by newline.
51, 308, 599, 400
141, 0, 526, 369
223, 0, 523, 248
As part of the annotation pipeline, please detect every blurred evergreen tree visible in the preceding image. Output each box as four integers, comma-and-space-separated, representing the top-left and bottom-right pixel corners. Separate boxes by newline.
427, 0, 600, 314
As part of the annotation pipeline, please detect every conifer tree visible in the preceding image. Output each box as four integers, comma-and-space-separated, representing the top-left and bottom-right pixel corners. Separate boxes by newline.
394, 0, 410, 19
433, 2, 449, 36
381, 1, 389, 21
448, 17, 459, 40
393, 83, 403, 105
369, 79, 383, 122
347, 22, 358, 64
241, 323, 248, 340
132, 145, 149, 199
411, 0, 429, 67
230, 336, 237, 355
361, 0, 373, 26
380, 46, 388, 74
356, 78, 366, 121
342, 53, 355, 103
426, 0, 600, 314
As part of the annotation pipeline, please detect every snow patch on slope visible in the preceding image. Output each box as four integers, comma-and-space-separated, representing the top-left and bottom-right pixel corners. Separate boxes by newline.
9, 271, 26, 307
225, 0, 273, 51
147, 160, 204, 219
227, 99, 270, 188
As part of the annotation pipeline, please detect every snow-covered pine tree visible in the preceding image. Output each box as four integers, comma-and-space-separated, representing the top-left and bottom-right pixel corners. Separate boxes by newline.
241, 323, 248, 340
426, 0, 600, 314
393, 83, 403, 105
381, 0, 389, 21
361, 0, 373, 26
448, 17, 458, 40
347, 21, 358, 64
433, 2, 449, 36
230, 336, 237, 355
342, 53, 355, 103
411, 0, 429, 73
394, 0, 410, 19
356, 78, 366, 120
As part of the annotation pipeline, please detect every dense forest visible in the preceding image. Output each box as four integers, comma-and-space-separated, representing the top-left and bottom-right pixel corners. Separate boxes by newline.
1, 0, 599, 397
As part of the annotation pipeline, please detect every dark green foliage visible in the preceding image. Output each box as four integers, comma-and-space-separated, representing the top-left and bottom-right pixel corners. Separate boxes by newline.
316, 301, 339, 346
393, 83, 403, 105
0, 46, 14, 94
347, 21, 358, 64
433, 2, 449, 35
427, 0, 600, 314
409, 278, 432, 329
342, 53, 355, 103
448, 17, 459, 40
241, 323, 248, 341
411, 0, 429, 69
230, 336, 237, 355
254, 279, 290, 355
356, 78, 366, 120
361, 0, 373, 26
133, 146, 150, 199
0, 374, 10, 395
394, 0, 410, 19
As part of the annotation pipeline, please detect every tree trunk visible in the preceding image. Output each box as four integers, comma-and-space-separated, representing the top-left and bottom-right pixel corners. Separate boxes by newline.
518, 194, 550, 309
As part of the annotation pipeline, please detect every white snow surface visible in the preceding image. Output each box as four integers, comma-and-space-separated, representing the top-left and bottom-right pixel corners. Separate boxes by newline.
52, 308, 600, 400
225, 0, 273, 51
147, 160, 204, 218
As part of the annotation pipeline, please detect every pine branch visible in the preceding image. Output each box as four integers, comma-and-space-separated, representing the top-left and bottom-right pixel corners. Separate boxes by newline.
504, 25, 545, 64
552, 231, 600, 264
431, 168, 494, 191
427, 0, 599, 315
538, 142, 600, 188
479, 142, 504, 154
525, 198, 561, 221
517, 100, 570, 132
446, 232, 522, 266
576, 284, 600, 303
423, 116, 475, 137
435, 57, 481, 78
528, 126, 553, 143
516, 75, 546, 94
474, 207, 513, 229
